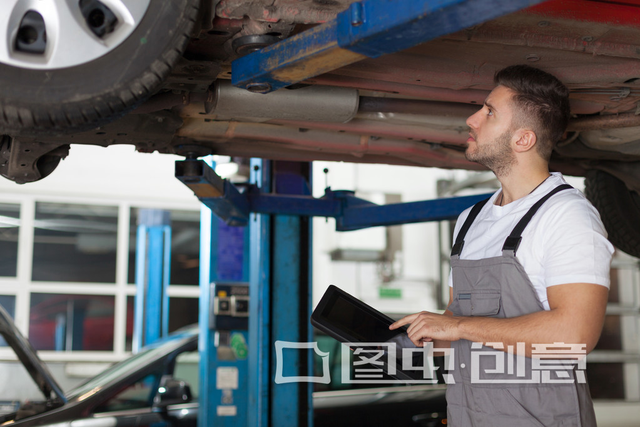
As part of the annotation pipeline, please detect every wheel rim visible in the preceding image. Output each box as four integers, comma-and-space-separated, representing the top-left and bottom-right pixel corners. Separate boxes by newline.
0, 0, 151, 70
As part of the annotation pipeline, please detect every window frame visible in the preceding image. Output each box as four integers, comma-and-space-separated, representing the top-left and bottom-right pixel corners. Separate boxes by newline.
0, 193, 200, 363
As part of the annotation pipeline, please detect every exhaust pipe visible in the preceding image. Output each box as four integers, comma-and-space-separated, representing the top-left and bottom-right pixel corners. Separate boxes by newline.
205, 80, 359, 123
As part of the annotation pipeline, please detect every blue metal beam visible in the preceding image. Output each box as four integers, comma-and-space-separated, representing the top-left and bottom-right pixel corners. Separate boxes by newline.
249, 192, 342, 218
133, 210, 171, 352
198, 188, 215, 427
232, 0, 548, 93
248, 159, 272, 427
177, 159, 490, 231
176, 160, 249, 226
269, 164, 313, 427
271, 215, 303, 426
145, 227, 164, 344
335, 192, 489, 231
199, 156, 252, 427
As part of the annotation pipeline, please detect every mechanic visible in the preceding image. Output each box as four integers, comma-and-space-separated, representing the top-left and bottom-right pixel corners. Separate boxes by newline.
390, 64, 613, 426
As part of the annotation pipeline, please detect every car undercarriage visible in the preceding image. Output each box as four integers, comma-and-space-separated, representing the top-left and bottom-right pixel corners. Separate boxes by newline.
1, 0, 640, 255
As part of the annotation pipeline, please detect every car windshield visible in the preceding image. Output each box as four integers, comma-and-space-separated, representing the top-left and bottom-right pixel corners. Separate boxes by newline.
66, 328, 197, 401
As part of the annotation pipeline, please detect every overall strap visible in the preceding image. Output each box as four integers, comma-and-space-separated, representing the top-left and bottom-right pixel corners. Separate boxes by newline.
502, 184, 573, 255
450, 197, 491, 256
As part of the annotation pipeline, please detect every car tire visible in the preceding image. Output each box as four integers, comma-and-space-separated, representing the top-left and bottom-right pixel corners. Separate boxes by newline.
585, 169, 640, 258
0, 0, 199, 136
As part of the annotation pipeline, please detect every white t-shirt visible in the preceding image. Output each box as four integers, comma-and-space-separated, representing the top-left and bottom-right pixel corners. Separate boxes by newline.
448, 172, 614, 310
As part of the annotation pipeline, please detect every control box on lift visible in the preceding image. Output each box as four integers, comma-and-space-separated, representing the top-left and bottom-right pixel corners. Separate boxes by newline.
206, 282, 250, 423
211, 283, 249, 330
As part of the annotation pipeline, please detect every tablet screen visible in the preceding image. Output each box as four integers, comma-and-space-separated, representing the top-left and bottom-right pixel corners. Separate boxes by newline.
318, 290, 406, 343
311, 285, 448, 384
311, 285, 436, 382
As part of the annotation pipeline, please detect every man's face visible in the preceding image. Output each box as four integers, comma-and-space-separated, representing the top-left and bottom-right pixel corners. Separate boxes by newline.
465, 85, 517, 176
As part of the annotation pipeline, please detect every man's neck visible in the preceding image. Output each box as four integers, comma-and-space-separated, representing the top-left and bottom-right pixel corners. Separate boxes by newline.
496, 168, 551, 206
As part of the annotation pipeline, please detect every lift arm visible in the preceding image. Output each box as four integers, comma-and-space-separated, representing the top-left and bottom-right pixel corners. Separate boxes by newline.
176, 159, 490, 230
232, 0, 549, 93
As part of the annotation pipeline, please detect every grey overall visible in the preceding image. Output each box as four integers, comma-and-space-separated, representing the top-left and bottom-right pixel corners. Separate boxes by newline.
446, 184, 597, 427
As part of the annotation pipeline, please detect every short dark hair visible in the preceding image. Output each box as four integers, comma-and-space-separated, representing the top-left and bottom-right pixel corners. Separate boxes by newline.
494, 65, 570, 161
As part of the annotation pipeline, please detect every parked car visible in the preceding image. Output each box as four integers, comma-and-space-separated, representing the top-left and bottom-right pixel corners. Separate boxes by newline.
0, 306, 446, 427
1, 0, 640, 257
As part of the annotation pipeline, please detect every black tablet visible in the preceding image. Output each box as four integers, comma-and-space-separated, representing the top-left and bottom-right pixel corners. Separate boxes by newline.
311, 285, 437, 382
311, 284, 408, 343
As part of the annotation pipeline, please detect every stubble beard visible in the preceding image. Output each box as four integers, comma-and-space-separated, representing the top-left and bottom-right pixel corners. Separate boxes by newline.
465, 129, 516, 178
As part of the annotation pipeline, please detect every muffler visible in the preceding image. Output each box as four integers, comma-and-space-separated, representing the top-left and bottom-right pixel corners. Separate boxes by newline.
205, 80, 359, 123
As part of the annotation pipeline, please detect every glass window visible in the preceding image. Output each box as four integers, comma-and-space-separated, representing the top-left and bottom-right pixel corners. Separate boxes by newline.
125, 296, 134, 352
595, 315, 622, 351
128, 209, 200, 286
95, 372, 162, 413
32, 203, 118, 283
0, 295, 16, 347
92, 344, 196, 413
0, 295, 15, 317
124, 297, 197, 351
169, 297, 199, 333
608, 268, 620, 303
0, 203, 20, 277
174, 350, 199, 398
124, 297, 135, 351
29, 293, 115, 351
587, 363, 626, 400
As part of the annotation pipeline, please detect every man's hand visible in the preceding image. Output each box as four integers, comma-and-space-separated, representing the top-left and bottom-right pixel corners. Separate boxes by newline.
390, 311, 461, 347
390, 283, 608, 357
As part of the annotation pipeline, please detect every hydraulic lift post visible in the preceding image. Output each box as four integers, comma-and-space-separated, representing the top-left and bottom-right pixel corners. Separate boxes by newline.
247, 160, 315, 427
178, 158, 490, 427
133, 209, 171, 352
199, 158, 252, 427
247, 158, 272, 427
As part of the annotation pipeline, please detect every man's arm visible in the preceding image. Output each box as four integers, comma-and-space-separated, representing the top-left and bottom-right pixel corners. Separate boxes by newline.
432, 288, 454, 349
390, 283, 608, 357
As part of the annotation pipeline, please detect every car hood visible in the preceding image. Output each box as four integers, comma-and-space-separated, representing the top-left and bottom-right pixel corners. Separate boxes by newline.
0, 304, 67, 404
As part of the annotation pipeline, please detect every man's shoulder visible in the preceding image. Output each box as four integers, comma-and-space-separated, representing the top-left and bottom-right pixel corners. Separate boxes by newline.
534, 187, 606, 237
538, 186, 596, 216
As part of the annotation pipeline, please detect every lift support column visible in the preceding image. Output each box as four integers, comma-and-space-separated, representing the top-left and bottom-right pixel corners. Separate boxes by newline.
248, 160, 314, 427
194, 159, 313, 427
133, 209, 171, 353
177, 158, 491, 427
198, 158, 251, 427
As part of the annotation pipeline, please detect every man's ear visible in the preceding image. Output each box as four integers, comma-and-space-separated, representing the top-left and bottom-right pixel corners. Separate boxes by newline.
513, 129, 537, 153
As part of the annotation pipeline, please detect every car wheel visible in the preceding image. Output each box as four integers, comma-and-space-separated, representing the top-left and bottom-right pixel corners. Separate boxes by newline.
0, 0, 199, 135
585, 169, 640, 258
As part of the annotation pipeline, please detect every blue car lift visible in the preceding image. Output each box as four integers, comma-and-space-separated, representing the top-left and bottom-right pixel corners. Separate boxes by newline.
198, 156, 251, 427
178, 0, 544, 424
133, 209, 172, 353
232, 0, 547, 93
177, 159, 490, 427
177, 159, 489, 231
187, 158, 315, 427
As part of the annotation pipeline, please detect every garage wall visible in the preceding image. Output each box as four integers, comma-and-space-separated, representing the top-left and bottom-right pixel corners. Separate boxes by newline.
311, 161, 476, 315
0, 145, 201, 392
